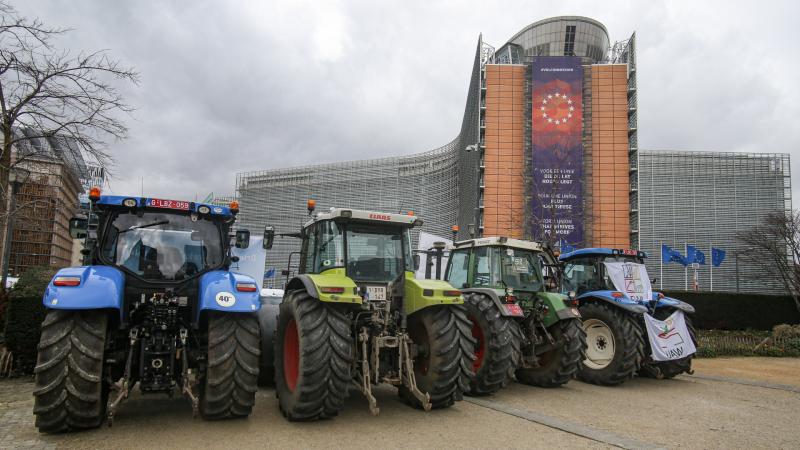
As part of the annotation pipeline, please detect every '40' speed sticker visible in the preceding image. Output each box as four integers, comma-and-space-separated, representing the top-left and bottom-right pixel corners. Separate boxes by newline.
215, 291, 236, 307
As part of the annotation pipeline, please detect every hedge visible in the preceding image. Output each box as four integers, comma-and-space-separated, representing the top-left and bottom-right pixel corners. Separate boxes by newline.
663, 290, 800, 330
2, 266, 54, 375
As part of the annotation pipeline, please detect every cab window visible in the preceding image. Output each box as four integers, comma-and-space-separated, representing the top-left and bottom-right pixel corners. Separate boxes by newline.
446, 250, 470, 288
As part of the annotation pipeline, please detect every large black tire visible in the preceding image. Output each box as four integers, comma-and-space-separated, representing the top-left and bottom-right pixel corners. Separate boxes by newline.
275, 291, 353, 421
577, 302, 645, 386
516, 318, 586, 388
639, 312, 696, 379
33, 310, 108, 433
200, 312, 261, 420
400, 305, 474, 409
462, 293, 516, 395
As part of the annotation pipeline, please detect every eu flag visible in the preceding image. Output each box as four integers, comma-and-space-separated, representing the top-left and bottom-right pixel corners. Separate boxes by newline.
264, 268, 276, 279
662, 244, 688, 266
712, 248, 726, 267
686, 245, 706, 265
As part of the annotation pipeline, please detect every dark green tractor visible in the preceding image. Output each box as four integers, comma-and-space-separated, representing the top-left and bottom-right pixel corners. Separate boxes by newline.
445, 237, 586, 394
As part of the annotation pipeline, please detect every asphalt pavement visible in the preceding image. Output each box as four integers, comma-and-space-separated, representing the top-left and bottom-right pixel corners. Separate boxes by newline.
1, 357, 798, 449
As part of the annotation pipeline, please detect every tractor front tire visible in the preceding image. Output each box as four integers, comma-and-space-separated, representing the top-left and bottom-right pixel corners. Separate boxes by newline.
639, 313, 696, 379
516, 318, 586, 388
462, 293, 516, 395
401, 305, 474, 409
200, 312, 261, 420
33, 310, 108, 433
577, 302, 644, 386
275, 291, 353, 421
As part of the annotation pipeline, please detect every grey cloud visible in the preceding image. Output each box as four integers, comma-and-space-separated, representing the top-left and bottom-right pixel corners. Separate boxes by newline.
17, 0, 800, 202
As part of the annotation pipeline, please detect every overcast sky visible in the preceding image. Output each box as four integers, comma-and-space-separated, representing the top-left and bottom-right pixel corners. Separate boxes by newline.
17, 0, 800, 202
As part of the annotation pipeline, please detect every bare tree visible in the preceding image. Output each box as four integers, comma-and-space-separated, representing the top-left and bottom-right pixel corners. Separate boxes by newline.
0, 2, 138, 213
738, 210, 800, 312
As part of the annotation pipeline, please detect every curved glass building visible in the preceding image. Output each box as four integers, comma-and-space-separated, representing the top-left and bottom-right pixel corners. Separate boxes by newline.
235, 16, 790, 294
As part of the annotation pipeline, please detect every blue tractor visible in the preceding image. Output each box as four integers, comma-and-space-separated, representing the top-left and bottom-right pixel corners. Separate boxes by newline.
559, 248, 696, 385
33, 189, 261, 432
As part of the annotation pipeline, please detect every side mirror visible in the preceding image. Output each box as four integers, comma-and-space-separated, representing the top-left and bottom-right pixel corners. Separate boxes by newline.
234, 229, 250, 249
651, 278, 658, 284
413, 254, 420, 271
69, 217, 88, 239
263, 226, 275, 250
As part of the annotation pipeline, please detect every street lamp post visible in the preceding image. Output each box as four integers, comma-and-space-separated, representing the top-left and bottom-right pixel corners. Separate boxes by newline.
2, 167, 31, 291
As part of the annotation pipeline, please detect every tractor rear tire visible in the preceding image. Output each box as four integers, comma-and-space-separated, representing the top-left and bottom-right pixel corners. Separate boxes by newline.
401, 305, 474, 409
200, 312, 261, 420
33, 310, 108, 433
639, 313, 696, 379
577, 302, 645, 386
516, 318, 586, 388
462, 293, 516, 395
275, 291, 353, 421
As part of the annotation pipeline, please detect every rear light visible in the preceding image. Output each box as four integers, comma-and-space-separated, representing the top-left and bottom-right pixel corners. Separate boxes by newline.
503, 295, 516, 303
236, 282, 258, 292
611, 291, 624, 298
319, 287, 345, 294
443, 290, 461, 297
53, 276, 81, 287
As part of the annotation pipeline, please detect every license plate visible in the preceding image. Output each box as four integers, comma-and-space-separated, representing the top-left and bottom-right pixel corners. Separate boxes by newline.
366, 286, 386, 301
148, 198, 190, 210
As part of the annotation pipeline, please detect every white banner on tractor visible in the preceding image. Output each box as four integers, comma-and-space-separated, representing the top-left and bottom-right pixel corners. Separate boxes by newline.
603, 262, 652, 302
643, 310, 697, 361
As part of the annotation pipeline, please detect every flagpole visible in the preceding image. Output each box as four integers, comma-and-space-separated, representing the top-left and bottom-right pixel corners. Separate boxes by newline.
684, 242, 688, 291
660, 241, 663, 291
710, 244, 713, 291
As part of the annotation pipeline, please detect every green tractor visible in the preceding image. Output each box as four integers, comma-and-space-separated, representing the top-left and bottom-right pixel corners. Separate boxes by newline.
444, 237, 586, 394
264, 205, 474, 420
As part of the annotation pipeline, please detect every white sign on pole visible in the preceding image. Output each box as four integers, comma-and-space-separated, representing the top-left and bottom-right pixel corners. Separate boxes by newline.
231, 236, 267, 290
415, 232, 452, 279
603, 262, 652, 302
643, 310, 697, 361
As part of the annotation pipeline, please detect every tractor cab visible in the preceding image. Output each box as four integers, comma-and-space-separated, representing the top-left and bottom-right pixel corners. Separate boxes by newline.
447, 237, 558, 313
298, 208, 419, 296
559, 248, 647, 300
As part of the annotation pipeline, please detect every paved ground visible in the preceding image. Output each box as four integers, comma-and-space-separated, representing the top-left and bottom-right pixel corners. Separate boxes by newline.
1, 357, 798, 449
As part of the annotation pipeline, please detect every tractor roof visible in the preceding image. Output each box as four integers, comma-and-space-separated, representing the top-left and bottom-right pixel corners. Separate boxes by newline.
95, 195, 235, 217
304, 208, 419, 228
451, 236, 544, 252
559, 247, 646, 262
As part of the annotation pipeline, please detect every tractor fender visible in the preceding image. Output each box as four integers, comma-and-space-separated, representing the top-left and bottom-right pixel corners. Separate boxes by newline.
576, 290, 648, 314
286, 273, 362, 304
42, 266, 125, 316
285, 275, 320, 299
538, 292, 582, 327
197, 271, 260, 319
654, 294, 696, 314
461, 288, 524, 317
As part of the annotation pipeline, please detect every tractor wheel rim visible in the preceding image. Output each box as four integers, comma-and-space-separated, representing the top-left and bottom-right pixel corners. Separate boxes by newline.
283, 319, 300, 392
583, 318, 615, 370
470, 316, 486, 371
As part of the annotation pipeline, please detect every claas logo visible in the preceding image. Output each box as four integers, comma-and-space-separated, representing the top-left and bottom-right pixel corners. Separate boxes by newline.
369, 213, 391, 220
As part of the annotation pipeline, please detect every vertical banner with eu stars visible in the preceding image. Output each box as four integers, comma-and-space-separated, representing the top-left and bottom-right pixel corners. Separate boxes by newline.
531, 56, 584, 247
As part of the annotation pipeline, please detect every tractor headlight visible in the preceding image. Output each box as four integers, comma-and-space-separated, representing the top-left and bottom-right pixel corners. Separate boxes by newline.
123, 198, 137, 208
198, 205, 210, 214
